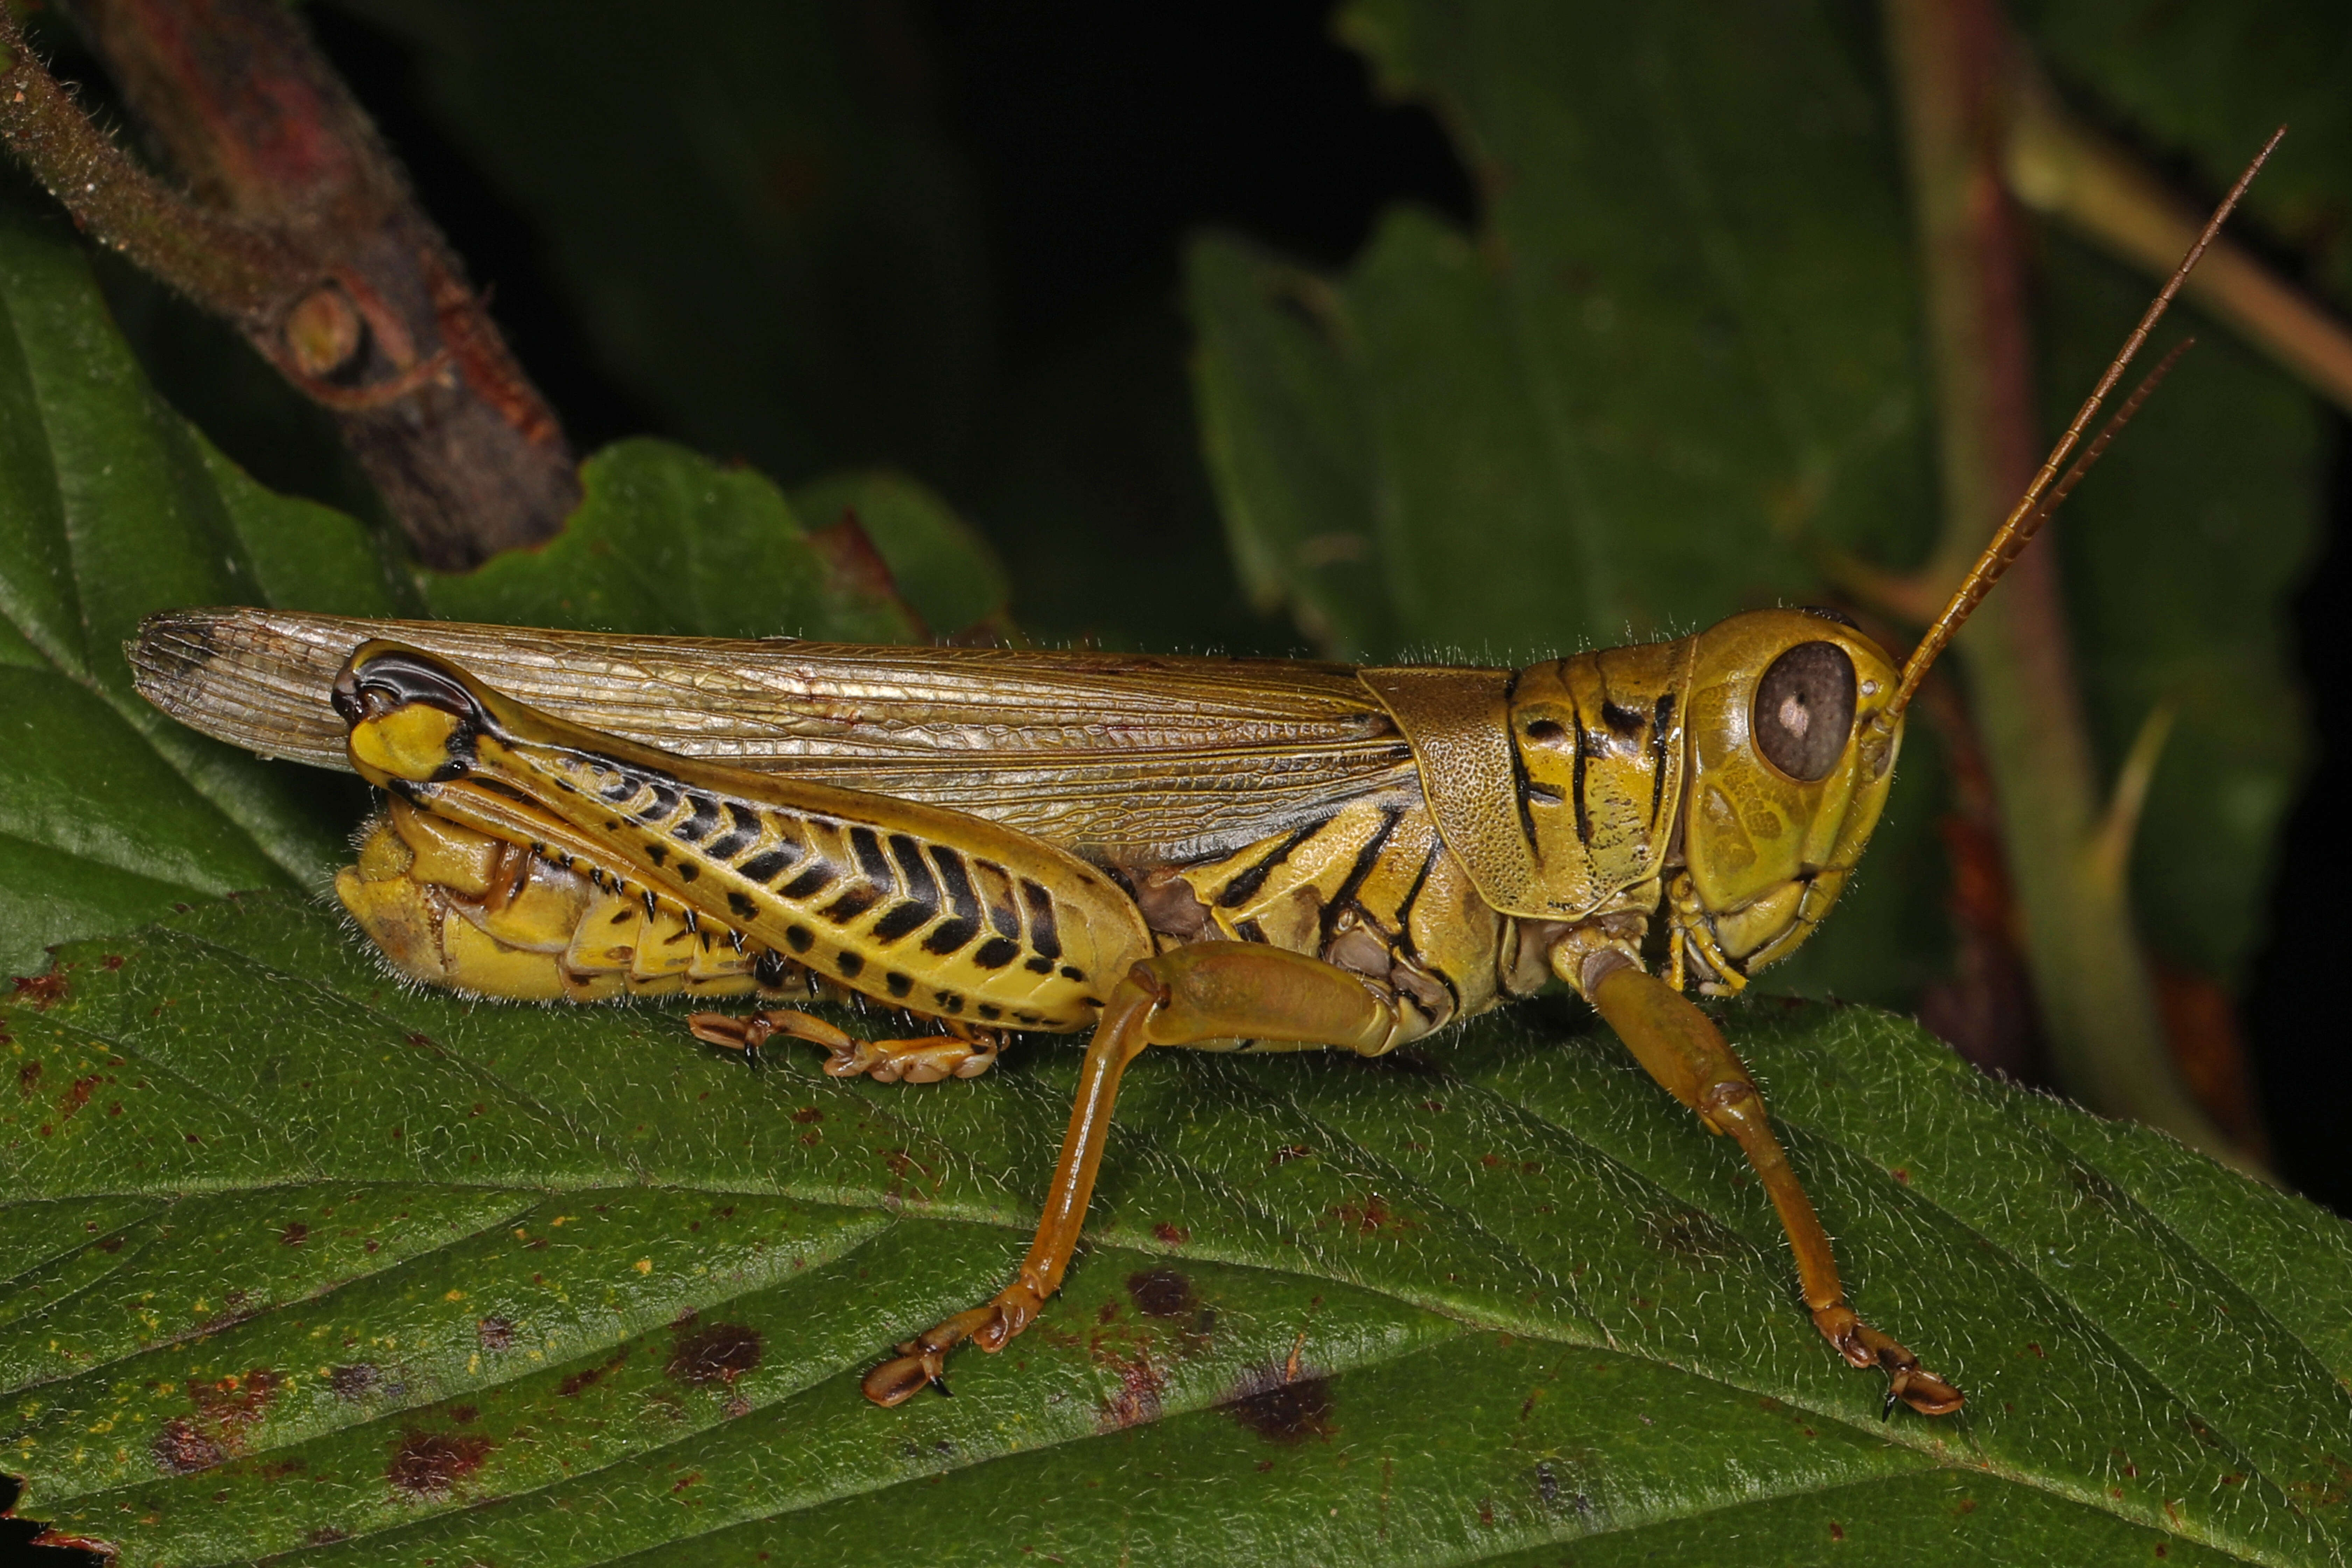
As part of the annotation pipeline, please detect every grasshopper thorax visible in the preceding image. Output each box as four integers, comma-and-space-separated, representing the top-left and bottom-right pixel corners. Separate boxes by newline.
1668, 607, 1903, 988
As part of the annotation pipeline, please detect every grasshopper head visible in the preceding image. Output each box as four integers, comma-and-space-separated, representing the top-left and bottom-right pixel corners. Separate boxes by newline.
333, 642, 492, 788
1673, 608, 1903, 986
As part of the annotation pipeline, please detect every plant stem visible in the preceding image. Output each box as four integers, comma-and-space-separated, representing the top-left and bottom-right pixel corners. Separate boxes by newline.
2002, 64, 2352, 417
0, 1, 576, 568
1880, 0, 2248, 1167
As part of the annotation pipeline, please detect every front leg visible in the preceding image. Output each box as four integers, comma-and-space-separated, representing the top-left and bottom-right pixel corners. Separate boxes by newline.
862, 941, 1403, 1405
1569, 947, 1963, 1417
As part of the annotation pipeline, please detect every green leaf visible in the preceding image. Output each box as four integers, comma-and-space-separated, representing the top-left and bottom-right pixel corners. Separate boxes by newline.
0, 201, 411, 980
4, 892, 2348, 1564
1184, 0, 2324, 999
424, 439, 918, 643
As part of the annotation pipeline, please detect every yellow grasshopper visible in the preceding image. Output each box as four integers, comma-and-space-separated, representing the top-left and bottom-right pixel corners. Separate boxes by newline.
127, 142, 2270, 1421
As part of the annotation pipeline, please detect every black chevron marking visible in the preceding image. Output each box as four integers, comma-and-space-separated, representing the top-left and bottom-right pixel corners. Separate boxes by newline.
673, 792, 722, 844
977, 861, 1021, 938
871, 901, 933, 943
633, 781, 682, 824
780, 863, 837, 901
706, 800, 762, 860
848, 827, 897, 898
737, 844, 799, 884
1021, 879, 1063, 961
924, 844, 984, 956
820, 884, 885, 925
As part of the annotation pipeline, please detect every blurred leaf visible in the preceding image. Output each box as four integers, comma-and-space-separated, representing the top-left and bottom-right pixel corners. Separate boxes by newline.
790, 469, 1011, 636
2039, 240, 2324, 980
5, 892, 2349, 1564
1186, 0, 2324, 1002
0, 201, 411, 980
2013, 0, 2352, 307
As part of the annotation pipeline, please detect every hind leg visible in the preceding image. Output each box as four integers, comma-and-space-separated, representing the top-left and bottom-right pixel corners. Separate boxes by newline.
862, 941, 1402, 1405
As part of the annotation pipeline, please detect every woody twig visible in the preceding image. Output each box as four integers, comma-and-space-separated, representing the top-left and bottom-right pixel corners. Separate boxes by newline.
0, 0, 576, 568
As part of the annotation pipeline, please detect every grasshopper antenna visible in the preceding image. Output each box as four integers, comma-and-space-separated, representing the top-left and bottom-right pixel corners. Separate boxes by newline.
1884, 126, 2285, 723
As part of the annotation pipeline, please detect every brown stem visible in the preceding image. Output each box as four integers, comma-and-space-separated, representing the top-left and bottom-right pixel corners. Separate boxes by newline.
0, 2, 575, 568
1880, 0, 2249, 1166
2002, 64, 2352, 416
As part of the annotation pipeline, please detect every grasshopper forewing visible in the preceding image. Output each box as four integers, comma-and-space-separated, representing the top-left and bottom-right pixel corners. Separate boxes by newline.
130, 134, 2278, 1419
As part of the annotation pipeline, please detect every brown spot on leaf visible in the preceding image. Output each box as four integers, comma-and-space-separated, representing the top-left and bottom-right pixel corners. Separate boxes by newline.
328, 1364, 379, 1400
151, 1418, 226, 1475
558, 1347, 630, 1398
477, 1316, 516, 1351
15, 1061, 41, 1094
1125, 1269, 1196, 1320
1830, 1521, 1846, 1541
1641, 1207, 1739, 1266
307, 1527, 350, 1546
1226, 1364, 1335, 1445
58, 1074, 100, 1118
386, 1429, 493, 1500
95, 1235, 124, 1254
1151, 1222, 1190, 1246
1328, 1192, 1408, 1236
12, 971, 69, 1008
279, 1222, 309, 1247
101, 954, 126, 971
667, 1322, 763, 1386
187, 1368, 279, 1430
791, 1106, 822, 1124
1101, 1354, 1166, 1430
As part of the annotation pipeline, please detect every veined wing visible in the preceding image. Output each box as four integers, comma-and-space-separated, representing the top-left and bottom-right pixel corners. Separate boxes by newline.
132, 608, 1426, 864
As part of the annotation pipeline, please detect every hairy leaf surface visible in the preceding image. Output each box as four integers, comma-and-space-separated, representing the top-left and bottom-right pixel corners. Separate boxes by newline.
4, 895, 2348, 1564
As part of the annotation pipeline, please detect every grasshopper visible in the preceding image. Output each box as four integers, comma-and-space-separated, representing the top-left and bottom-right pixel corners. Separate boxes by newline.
126, 144, 2271, 1421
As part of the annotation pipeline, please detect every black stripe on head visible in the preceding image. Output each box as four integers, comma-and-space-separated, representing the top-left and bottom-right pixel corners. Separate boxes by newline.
1568, 696, 1592, 847
1649, 693, 1675, 830
1505, 670, 1540, 853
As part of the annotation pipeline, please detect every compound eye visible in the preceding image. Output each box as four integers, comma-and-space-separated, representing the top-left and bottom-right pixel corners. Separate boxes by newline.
1752, 641, 1856, 782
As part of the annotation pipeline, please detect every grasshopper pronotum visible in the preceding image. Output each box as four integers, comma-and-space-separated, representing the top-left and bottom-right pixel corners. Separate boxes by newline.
128, 137, 2276, 1420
